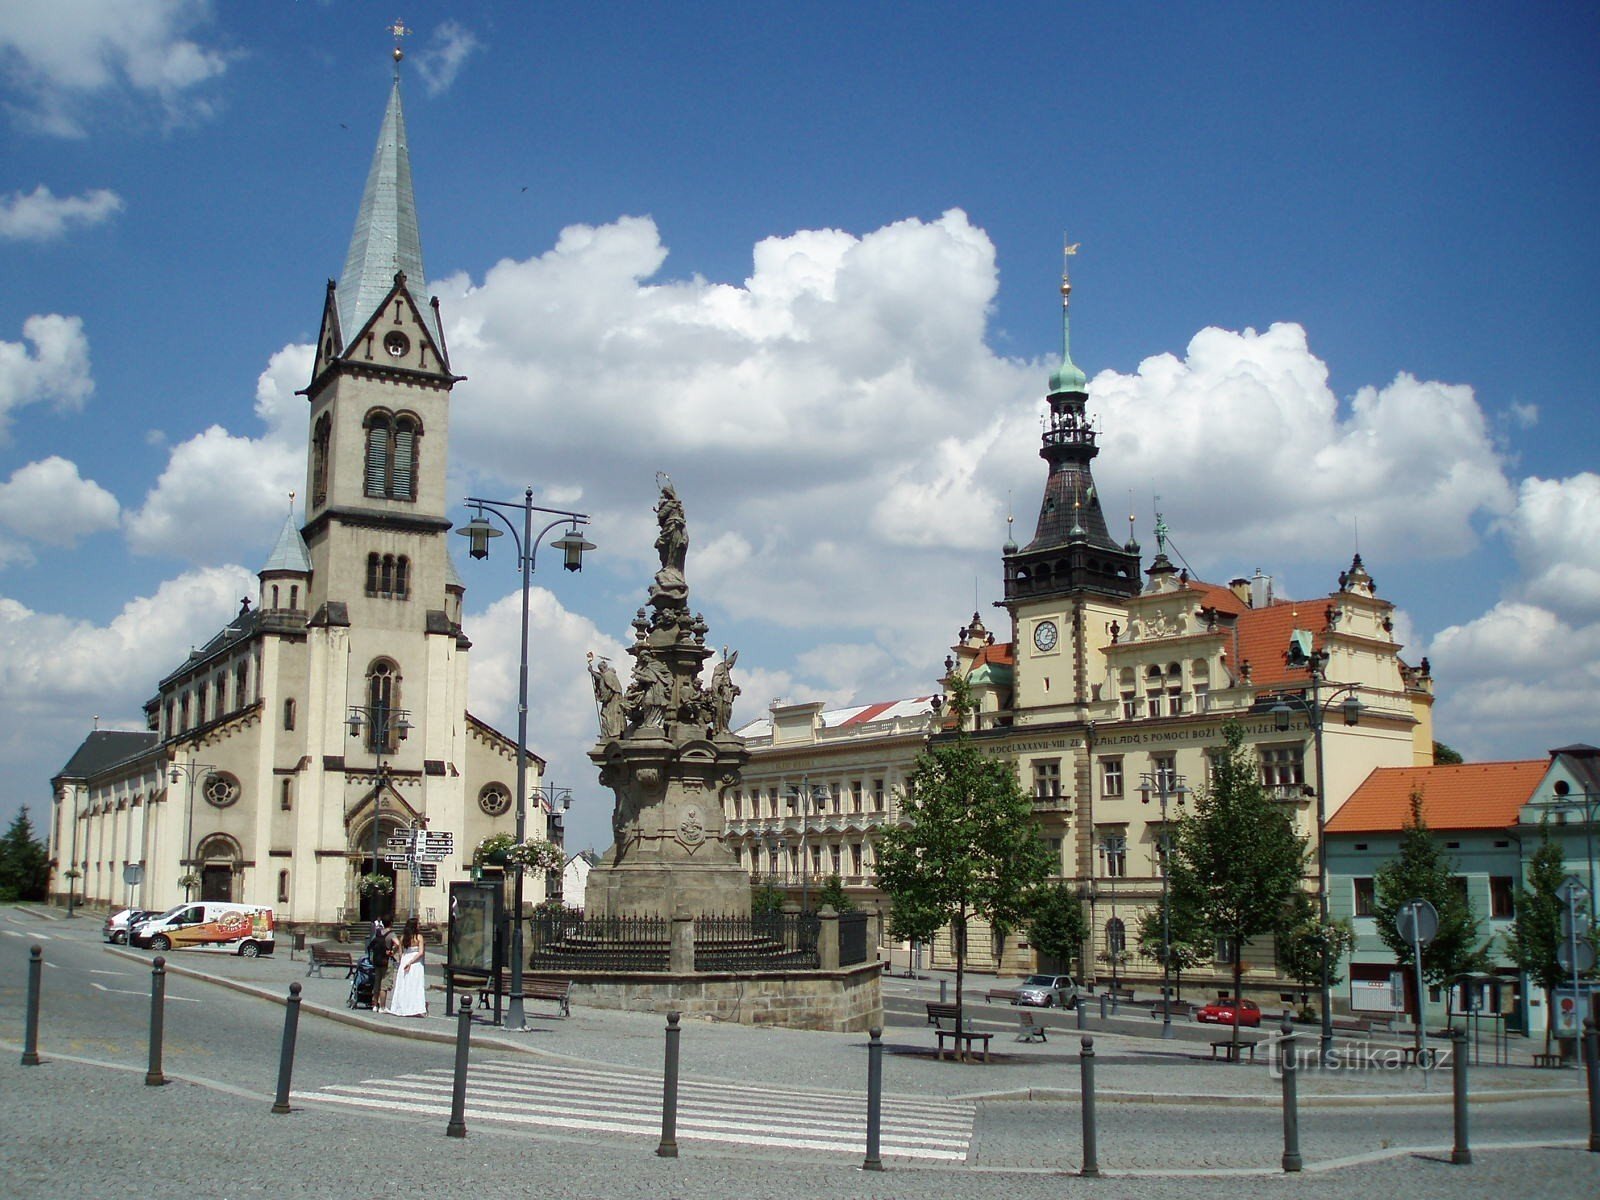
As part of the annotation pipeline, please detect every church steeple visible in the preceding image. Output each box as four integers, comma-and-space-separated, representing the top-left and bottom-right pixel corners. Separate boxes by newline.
1001, 250, 1140, 603
335, 73, 440, 350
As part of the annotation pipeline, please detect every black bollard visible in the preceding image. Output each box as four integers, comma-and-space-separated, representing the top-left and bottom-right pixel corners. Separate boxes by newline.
145, 955, 167, 1087
1450, 1028, 1471, 1164
447, 994, 473, 1138
657, 1010, 680, 1158
1098, 992, 1108, 1021
940, 979, 948, 1005
21, 944, 42, 1066
1079, 1036, 1100, 1178
1076, 995, 1086, 1030
1584, 1019, 1599, 1154
863, 1025, 884, 1171
271, 982, 303, 1114
1279, 1016, 1302, 1172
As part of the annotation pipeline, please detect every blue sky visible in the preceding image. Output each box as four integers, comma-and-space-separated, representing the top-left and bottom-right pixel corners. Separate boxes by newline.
2, 2, 1597, 853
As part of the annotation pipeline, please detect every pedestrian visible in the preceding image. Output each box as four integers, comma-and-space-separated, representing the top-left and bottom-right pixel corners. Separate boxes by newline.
366, 918, 391, 1008
384, 916, 427, 1017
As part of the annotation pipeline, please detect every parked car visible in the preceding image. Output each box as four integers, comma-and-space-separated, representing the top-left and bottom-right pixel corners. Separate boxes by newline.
1195, 996, 1262, 1027
1012, 973, 1080, 1008
102, 908, 153, 945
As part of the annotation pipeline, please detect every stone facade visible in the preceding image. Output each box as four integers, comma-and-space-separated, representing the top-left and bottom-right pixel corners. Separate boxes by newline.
570, 962, 884, 1032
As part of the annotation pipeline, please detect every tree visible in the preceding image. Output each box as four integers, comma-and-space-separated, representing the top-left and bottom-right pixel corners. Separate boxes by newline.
875, 679, 1054, 1029
0, 807, 50, 902
1135, 891, 1211, 1001
1505, 829, 1598, 1052
1166, 721, 1307, 1051
750, 882, 786, 917
815, 874, 855, 913
1373, 792, 1488, 1026
1276, 890, 1355, 1019
1433, 741, 1464, 765
1027, 883, 1089, 979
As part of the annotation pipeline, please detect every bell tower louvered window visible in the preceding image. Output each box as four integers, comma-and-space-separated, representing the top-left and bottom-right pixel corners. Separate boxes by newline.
363, 410, 422, 501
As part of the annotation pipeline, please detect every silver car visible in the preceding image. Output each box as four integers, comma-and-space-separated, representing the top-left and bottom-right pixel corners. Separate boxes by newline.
1012, 973, 1079, 1008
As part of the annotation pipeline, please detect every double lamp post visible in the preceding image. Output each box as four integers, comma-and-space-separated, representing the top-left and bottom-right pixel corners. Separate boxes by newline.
1139, 767, 1188, 1040
345, 703, 412, 917
459, 489, 592, 1031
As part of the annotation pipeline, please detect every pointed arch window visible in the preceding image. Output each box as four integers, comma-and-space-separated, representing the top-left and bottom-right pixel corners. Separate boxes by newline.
366, 552, 411, 599
363, 410, 421, 501
365, 660, 401, 752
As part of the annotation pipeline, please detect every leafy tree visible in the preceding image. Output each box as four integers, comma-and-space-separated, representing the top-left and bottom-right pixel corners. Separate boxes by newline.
750, 882, 786, 916
1373, 792, 1488, 1026
1166, 721, 1307, 1051
1433, 741, 1464, 765
814, 874, 855, 913
1027, 882, 1089, 979
875, 678, 1054, 1028
1135, 889, 1211, 1001
1276, 890, 1356, 1019
1505, 829, 1598, 1052
0, 807, 50, 902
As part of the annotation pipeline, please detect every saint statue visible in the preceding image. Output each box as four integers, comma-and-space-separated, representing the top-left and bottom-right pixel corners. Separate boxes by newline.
709, 649, 740, 734
654, 477, 688, 572
587, 653, 625, 739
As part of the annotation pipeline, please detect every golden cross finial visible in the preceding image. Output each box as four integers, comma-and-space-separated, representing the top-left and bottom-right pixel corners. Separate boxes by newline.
390, 19, 411, 63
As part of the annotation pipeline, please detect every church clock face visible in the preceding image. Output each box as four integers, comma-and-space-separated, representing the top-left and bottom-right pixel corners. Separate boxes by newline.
1033, 620, 1059, 652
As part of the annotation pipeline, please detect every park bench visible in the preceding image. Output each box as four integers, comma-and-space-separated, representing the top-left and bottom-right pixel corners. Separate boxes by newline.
1209, 1038, 1260, 1063
1331, 1017, 1372, 1037
307, 942, 357, 978
1149, 999, 1194, 1020
934, 1016, 993, 1062
985, 987, 1021, 1004
926, 1001, 961, 1025
1106, 986, 1135, 1004
1531, 1052, 1566, 1068
444, 968, 573, 1018
1016, 1010, 1048, 1043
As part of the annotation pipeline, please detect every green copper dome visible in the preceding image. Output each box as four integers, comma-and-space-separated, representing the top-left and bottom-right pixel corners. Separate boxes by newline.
1048, 279, 1087, 393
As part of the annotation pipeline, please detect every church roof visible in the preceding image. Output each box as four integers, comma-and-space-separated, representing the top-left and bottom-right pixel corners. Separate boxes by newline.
337, 76, 440, 349
1326, 761, 1545, 833
261, 512, 312, 575
53, 729, 159, 783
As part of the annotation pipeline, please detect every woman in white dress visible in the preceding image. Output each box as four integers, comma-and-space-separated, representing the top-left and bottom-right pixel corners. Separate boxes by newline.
385, 916, 427, 1017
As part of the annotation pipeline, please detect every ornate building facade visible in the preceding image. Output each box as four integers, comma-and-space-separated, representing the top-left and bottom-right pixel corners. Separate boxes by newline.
48, 68, 546, 929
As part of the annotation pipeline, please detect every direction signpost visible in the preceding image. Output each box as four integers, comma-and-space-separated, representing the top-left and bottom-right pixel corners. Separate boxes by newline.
1397, 898, 1440, 1060
1555, 876, 1593, 1056
380, 826, 455, 917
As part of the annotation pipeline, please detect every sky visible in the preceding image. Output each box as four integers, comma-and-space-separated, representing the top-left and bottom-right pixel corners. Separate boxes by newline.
1, 2, 1597, 855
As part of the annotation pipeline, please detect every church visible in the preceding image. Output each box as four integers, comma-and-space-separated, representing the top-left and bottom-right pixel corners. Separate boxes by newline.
48, 65, 541, 931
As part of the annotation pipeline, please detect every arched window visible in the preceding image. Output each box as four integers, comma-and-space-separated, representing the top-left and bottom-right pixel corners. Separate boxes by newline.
283, 698, 296, 730
234, 662, 248, 711
363, 410, 421, 501
366, 660, 400, 752
277, 869, 290, 904
311, 413, 331, 507
270, 585, 280, 609
1106, 917, 1127, 956
289, 585, 299, 610
394, 555, 409, 598
280, 778, 293, 810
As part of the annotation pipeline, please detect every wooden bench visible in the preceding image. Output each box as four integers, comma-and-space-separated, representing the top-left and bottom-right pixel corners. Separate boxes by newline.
1107, 986, 1135, 1004
1400, 1045, 1441, 1068
1149, 1000, 1194, 1019
1532, 1052, 1566, 1068
926, 1001, 961, 1026
985, 987, 1021, 1004
1209, 1038, 1260, 1063
1016, 1010, 1048, 1043
307, 943, 357, 978
935, 1021, 993, 1062
445, 968, 573, 1018
1331, 1017, 1372, 1037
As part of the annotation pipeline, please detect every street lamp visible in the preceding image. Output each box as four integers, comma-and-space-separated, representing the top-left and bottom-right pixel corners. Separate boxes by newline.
458, 488, 592, 1030
1268, 660, 1364, 1066
346, 704, 412, 917
788, 780, 829, 912
1552, 780, 1599, 930
531, 784, 572, 902
167, 758, 218, 903
1139, 768, 1188, 1039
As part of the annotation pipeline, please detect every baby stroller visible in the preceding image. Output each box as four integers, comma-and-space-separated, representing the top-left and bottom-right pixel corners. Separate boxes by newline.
348, 955, 377, 1009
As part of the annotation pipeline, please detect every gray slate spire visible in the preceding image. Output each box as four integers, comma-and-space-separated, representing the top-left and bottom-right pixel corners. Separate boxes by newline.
262, 511, 312, 575
336, 76, 440, 348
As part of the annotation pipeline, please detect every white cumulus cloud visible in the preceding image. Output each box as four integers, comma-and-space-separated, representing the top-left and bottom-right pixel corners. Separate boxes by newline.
413, 21, 481, 97
0, 0, 228, 136
0, 456, 119, 546
0, 185, 123, 241
0, 314, 94, 438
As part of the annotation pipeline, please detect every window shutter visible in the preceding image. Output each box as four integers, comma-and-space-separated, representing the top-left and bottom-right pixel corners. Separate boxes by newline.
365, 424, 389, 497
392, 424, 415, 499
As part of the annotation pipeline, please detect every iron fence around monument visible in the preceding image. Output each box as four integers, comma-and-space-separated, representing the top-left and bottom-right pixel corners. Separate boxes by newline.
526, 911, 670, 972
695, 912, 820, 971
838, 911, 868, 966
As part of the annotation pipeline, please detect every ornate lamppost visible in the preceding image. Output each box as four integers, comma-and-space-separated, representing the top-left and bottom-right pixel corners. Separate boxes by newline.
459, 489, 592, 1030
167, 758, 218, 902
1139, 767, 1188, 1039
1269, 654, 1363, 1065
531, 784, 572, 903
788, 779, 829, 912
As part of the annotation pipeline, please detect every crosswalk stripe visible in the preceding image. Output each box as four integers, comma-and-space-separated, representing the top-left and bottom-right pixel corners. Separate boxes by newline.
294, 1058, 973, 1161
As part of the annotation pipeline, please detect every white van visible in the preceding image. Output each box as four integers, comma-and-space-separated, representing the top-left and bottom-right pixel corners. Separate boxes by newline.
129, 902, 275, 957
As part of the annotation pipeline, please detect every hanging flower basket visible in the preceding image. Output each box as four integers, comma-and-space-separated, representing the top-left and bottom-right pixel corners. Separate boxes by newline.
357, 872, 394, 896
176, 872, 200, 890
503, 838, 565, 872
473, 832, 517, 868
63, 868, 83, 881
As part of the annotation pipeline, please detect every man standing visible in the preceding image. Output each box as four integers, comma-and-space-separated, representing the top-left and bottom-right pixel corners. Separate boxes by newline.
367, 918, 392, 1008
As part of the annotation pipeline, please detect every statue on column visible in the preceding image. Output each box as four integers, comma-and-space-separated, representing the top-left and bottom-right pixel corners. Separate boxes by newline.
709, 649, 740, 734
587, 653, 625, 740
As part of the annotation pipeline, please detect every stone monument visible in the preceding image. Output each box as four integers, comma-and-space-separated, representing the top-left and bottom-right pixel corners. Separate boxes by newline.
584, 477, 751, 919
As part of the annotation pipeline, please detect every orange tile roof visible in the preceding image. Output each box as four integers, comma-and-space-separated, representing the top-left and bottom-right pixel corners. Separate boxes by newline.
1325, 761, 1546, 833
1234, 597, 1335, 689
973, 642, 1014, 667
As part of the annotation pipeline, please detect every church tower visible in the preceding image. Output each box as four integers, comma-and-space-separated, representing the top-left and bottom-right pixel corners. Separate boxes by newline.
1001, 251, 1140, 723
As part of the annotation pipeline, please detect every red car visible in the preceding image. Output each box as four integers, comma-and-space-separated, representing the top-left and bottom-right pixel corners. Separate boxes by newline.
1195, 997, 1261, 1027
